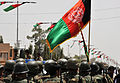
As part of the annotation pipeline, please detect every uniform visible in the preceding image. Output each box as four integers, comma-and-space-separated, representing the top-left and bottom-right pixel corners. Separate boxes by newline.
44, 77, 60, 83
80, 75, 91, 83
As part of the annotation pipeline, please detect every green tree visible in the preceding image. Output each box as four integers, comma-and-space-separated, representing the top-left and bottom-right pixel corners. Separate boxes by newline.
28, 44, 33, 54
27, 25, 65, 60
27, 25, 46, 60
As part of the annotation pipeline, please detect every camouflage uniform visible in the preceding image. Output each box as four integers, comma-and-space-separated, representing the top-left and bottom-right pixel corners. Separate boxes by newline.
43, 59, 61, 83
27, 61, 43, 83
79, 62, 91, 83
44, 77, 60, 83
3, 60, 16, 83
11, 62, 30, 83
64, 58, 79, 83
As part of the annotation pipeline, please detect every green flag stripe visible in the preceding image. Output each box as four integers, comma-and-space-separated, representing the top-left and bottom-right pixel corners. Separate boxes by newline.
47, 18, 71, 52
4, 5, 15, 12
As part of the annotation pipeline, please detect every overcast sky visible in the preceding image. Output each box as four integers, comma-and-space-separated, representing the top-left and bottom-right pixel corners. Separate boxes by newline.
0, 0, 120, 65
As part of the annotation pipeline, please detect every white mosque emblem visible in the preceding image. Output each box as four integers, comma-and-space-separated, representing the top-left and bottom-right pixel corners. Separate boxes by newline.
68, 7, 84, 23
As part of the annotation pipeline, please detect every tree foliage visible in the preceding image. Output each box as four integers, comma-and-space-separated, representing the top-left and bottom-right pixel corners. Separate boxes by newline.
27, 25, 64, 60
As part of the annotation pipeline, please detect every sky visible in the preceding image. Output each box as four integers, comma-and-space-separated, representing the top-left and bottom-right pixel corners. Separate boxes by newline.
0, 0, 120, 65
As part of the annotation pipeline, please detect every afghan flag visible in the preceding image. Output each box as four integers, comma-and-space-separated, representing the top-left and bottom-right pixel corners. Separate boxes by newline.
4, 3, 25, 12
96, 51, 101, 55
46, 0, 91, 52
96, 55, 102, 58
48, 23, 57, 30
0, 2, 6, 6
33, 22, 52, 28
33, 23, 44, 28
91, 48, 95, 52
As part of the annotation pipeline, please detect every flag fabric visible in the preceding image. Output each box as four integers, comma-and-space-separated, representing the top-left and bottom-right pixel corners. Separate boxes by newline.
33, 23, 43, 28
91, 48, 95, 52
47, 23, 57, 30
91, 51, 97, 55
4, 3, 25, 12
96, 55, 102, 58
103, 55, 106, 59
46, 0, 91, 52
33, 22, 53, 28
0, 2, 6, 6
96, 51, 101, 55
78, 40, 83, 43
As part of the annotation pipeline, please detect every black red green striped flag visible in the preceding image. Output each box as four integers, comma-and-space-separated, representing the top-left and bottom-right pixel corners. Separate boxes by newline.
0, 2, 6, 6
4, 3, 25, 12
46, 0, 91, 52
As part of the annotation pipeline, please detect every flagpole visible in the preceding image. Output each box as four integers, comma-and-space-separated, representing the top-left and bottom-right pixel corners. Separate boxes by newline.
88, 0, 91, 57
16, 1, 19, 49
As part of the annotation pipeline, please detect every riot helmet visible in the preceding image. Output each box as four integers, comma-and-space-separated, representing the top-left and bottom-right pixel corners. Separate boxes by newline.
90, 62, 100, 76
45, 59, 61, 76
67, 58, 79, 70
27, 61, 39, 76
4, 60, 15, 72
79, 62, 91, 72
13, 62, 29, 74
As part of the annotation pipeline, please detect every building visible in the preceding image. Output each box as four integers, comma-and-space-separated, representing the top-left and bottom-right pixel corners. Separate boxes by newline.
0, 43, 14, 65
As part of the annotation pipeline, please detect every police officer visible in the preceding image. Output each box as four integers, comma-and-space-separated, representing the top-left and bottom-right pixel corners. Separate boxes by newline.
11, 62, 29, 83
43, 59, 61, 83
79, 61, 91, 83
27, 61, 42, 83
3, 60, 15, 83
64, 58, 79, 83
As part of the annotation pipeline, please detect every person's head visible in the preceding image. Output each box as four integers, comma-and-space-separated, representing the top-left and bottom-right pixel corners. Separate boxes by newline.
90, 62, 100, 76
108, 66, 115, 74
4, 60, 15, 75
95, 62, 104, 74
27, 61, 39, 77
57, 58, 67, 73
45, 60, 61, 77
25, 49, 30, 55
79, 62, 91, 76
67, 58, 79, 75
12, 62, 29, 80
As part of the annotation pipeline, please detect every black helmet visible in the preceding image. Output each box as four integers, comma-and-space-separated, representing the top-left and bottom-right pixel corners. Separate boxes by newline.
13, 62, 29, 74
36, 61, 43, 73
67, 58, 79, 70
90, 62, 99, 73
79, 62, 91, 72
45, 60, 60, 73
57, 58, 67, 72
16, 58, 25, 63
4, 60, 15, 71
27, 61, 39, 76
57, 58, 67, 68
96, 62, 104, 70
